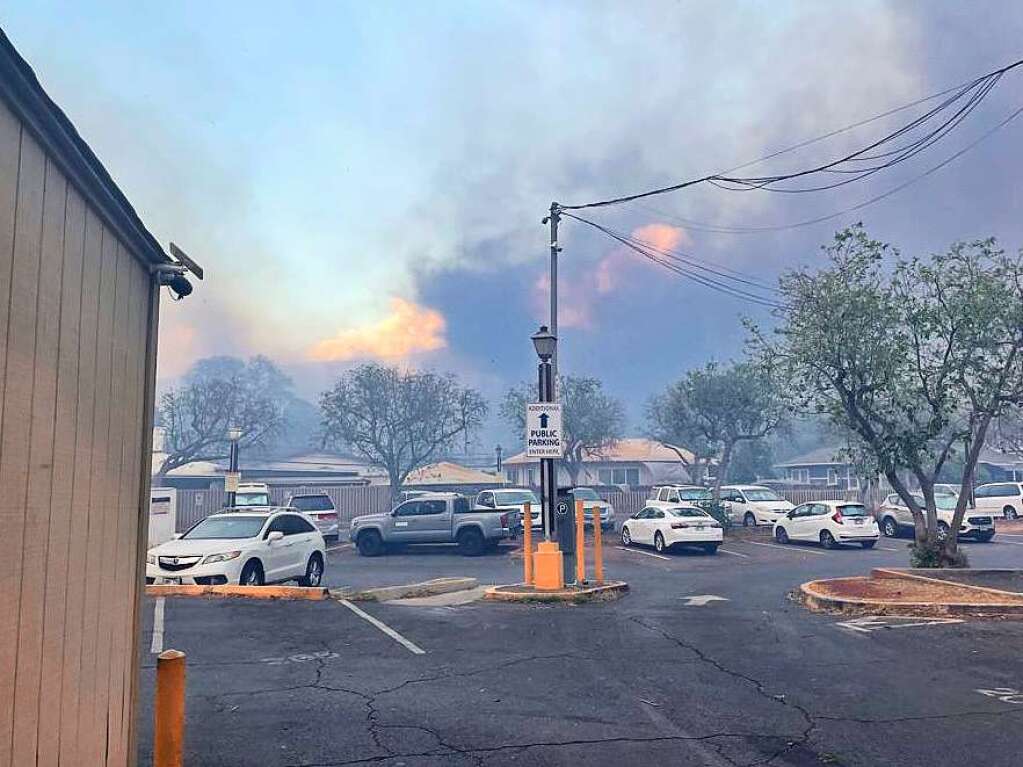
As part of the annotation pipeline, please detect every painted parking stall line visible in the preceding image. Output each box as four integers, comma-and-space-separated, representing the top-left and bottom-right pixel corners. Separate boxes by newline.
150, 597, 165, 654
835, 615, 964, 634
717, 547, 750, 558
616, 546, 671, 561
339, 599, 426, 655
742, 540, 829, 556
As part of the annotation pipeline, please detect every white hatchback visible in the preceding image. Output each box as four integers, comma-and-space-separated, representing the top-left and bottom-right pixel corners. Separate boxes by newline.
772, 500, 879, 549
147, 508, 326, 587
620, 505, 723, 554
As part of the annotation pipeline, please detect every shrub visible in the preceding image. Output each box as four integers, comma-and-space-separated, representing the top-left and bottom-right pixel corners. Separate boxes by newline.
910, 541, 969, 568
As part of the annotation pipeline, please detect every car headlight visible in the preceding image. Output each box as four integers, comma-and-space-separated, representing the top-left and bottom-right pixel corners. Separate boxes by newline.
146, 553, 156, 565
202, 550, 243, 564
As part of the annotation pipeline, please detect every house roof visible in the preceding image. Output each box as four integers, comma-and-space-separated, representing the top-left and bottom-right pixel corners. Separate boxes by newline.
0, 29, 172, 269
505, 438, 694, 466
978, 447, 1023, 470
775, 446, 848, 468
404, 461, 504, 486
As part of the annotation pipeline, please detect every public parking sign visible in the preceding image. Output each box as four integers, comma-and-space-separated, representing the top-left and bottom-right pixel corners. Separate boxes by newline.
526, 403, 563, 458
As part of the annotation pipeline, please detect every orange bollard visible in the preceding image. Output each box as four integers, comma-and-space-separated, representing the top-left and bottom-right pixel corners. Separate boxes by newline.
593, 508, 604, 585
154, 649, 186, 767
523, 502, 533, 585
576, 499, 586, 584
533, 541, 564, 590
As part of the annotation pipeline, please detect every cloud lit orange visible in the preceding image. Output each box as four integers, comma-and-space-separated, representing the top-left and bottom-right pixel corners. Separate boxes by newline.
307, 297, 447, 362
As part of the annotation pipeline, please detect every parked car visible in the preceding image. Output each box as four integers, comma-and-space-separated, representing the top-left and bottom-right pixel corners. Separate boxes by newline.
648, 485, 713, 508
772, 500, 879, 549
877, 493, 995, 541
234, 482, 271, 507
972, 482, 1023, 520
934, 483, 961, 498
286, 492, 340, 540
566, 486, 615, 531
720, 485, 795, 527
620, 505, 722, 554
475, 487, 538, 530
351, 492, 518, 557
146, 507, 326, 586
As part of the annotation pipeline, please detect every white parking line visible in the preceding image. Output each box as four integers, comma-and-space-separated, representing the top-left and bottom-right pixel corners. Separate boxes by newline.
742, 541, 829, 556
326, 543, 352, 553
616, 546, 671, 561
150, 597, 165, 655
997, 533, 1023, 537
717, 548, 750, 558
875, 545, 900, 551
339, 599, 426, 655
991, 540, 1023, 546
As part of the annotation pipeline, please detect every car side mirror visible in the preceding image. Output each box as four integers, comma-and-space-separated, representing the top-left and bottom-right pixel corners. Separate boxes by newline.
267, 531, 284, 543
787, 511, 796, 519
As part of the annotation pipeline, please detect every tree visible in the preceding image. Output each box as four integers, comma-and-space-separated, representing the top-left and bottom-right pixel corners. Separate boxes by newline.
319, 363, 487, 498
500, 376, 624, 484
729, 439, 775, 484
155, 355, 290, 477
647, 361, 786, 501
748, 226, 1023, 566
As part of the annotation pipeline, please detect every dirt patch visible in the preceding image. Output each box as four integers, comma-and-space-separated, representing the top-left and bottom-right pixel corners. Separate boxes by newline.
810, 576, 1023, 605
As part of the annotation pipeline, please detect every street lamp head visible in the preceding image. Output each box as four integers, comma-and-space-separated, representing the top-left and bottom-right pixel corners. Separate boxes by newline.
227, 426, 243, 442
531, 325, 557, 362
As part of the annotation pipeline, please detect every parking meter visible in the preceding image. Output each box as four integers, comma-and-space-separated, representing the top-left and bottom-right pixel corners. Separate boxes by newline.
555, 488, 577, 584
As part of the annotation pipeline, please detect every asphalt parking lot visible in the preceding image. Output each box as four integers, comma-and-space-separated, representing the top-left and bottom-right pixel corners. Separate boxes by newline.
137, 529, 1023, 766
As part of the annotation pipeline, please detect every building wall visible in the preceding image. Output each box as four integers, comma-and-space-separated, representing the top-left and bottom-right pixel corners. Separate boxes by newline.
0, 98, 156, 767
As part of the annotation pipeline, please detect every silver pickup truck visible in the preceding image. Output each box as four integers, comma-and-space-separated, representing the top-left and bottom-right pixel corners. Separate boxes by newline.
350, 492, 519, 557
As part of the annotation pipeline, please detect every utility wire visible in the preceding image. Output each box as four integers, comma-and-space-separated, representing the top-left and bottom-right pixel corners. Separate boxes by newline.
562, 211, 786, 309
631, 100, 1023, 234
559, 57, 1023, 211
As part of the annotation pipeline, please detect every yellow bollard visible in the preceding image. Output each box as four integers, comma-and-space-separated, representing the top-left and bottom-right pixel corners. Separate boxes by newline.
523, 502, 533, 585
533, 541, 565, 590
593, 507, 604, 585
576, 499, 586, 584
154, 649, 186, 767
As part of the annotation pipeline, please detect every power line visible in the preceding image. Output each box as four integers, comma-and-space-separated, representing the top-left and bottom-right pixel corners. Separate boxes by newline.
559, 56, 1023, 211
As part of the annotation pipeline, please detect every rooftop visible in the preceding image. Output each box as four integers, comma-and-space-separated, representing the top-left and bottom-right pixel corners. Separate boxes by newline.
775, 446, 847, 468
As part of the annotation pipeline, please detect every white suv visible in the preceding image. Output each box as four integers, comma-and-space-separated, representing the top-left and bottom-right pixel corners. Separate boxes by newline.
972, 482, 1023, 520
648, 485, 713, 509
878, 493, 995, 542
720, 485, 794, 527
146, 507, 326, 586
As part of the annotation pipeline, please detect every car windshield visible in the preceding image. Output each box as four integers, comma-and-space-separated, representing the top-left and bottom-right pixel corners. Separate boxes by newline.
742, 489, 784, 502
911, 494, 957, 510
290, 496, 333, 511
495, 490, 539, 505
666, 507, 707, 519
678, 488, 711, 501
182, 516, 265, 540
837, 504, 869, 517
235, 492, 270, 506
572, 488, 601, 501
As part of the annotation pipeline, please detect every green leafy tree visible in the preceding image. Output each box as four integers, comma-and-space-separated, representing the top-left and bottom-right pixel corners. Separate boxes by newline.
748, 226, 1023, 566
647, 361, 786, 501
320, 363, 487, 499
500, 376, 625, 485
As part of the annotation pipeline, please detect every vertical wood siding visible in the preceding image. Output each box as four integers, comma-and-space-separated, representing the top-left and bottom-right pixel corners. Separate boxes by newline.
0, 97, 153, 767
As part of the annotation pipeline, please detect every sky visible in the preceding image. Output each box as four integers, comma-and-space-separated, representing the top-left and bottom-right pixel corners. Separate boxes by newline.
3, 1, 1023, 449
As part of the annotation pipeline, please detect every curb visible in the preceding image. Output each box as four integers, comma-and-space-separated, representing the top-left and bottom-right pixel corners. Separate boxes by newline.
145, 584, 329, 600
872, 568, 1023, 600
484, 581, 629, 604
798, 578, 1023, 617
335, 577, 479, 602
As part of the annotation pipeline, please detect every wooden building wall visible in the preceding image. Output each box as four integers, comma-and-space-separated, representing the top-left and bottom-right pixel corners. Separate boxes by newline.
0, 93, 156, 767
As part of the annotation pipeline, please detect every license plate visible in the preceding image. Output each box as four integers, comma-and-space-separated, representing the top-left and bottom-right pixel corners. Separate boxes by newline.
162, 577, 181, 584
855, 519, 864, 525
695, 525, 705, 530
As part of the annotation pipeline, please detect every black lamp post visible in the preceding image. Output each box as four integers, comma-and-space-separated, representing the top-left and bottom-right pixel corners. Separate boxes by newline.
531, 325, 557, 541
226, 426, 242, 507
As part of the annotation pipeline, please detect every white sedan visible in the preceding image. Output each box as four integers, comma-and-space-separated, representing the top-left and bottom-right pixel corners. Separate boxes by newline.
147, 508, 326, 586
772, 500, 879, 549
620, 505, 722, 554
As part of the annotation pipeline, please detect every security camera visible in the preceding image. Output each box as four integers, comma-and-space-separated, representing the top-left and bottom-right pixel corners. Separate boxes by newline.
154, 265, 193, 299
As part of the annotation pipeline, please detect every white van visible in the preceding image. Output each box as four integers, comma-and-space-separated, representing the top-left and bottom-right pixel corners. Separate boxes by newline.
972, 482, 1023, 520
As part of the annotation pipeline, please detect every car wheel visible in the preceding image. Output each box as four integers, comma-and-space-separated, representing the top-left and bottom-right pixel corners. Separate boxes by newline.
775, 527, 789, 544
457, 527, 486, 557
356, 530, 384, 557
621, 526, 632, 546
861, 540, 876, 549
1004, 506, 1019, 521
820, 530, 838, 550
743, 512, 757, 528
702, 543, 719, 555
936, 522, 950, 542
239, 560, 264, 586
298, 553, 323, 587
654, 532, 666, 553
882, 517, 899, 538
